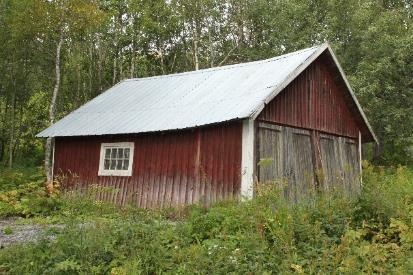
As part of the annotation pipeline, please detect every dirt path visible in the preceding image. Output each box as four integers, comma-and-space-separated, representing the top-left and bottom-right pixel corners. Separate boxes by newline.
0, 218, 61, 248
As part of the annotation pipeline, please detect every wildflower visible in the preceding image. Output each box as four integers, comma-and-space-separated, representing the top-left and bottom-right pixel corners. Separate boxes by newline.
290, 264, 304, 273
229, 255, 237, 264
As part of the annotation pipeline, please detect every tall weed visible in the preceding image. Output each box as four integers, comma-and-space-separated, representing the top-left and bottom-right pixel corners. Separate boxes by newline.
0, 164, 412, 274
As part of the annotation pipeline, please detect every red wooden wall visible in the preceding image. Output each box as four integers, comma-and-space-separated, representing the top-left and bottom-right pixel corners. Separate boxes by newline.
259, 57, 362, 139
257, 55, 366, 192
54, 121, 242, 208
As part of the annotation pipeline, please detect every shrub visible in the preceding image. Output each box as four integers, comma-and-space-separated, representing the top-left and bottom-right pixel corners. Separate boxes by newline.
0, 164, 412, 274
354, 162, 413, 224
0, 167, 44, 192
0, 168, 61, 218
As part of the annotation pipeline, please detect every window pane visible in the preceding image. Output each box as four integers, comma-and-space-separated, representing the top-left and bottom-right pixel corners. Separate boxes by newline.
104, 159, 110, 170
110, 159, 116, 170
118, 148, 124, 159
105, 148, 111, 158
111, 148, 117, 159
116, 160, 123, 170
122, 159, 129, 170
124, 148, 130, 159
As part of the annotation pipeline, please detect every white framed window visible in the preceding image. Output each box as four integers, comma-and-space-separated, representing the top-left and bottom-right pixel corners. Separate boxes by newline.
98, 142, 134, 176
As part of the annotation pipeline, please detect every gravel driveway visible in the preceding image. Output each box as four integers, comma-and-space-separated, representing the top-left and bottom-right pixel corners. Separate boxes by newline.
0, 218, 61, 248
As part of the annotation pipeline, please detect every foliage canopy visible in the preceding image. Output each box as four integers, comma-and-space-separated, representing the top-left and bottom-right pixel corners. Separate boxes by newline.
0, 0, 412, 166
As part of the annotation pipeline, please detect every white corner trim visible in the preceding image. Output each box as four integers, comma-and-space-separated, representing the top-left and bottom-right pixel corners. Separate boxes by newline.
241, 119, 255, 199
359, 131, 363, 183
51, 138, 55, 180
98, 142, 134, 176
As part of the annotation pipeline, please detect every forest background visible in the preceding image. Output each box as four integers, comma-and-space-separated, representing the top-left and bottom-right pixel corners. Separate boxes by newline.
0, 0, 412, 169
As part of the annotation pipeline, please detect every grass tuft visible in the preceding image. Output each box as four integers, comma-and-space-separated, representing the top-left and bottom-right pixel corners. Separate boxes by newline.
0, 163, 413, 274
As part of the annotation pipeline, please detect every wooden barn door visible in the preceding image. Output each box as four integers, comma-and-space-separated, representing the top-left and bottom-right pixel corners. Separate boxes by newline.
319, 134, 360, 194
319, 135, 342, 189
257, 122, 361, 201
338, 137, 360, 194
256, 123, 283, 182
289, 128, 316, 201
257, 122, 316, 202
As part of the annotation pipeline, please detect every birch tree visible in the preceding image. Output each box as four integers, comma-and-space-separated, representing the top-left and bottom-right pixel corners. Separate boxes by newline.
43, 0, 101, 181
0, 0, 412, 168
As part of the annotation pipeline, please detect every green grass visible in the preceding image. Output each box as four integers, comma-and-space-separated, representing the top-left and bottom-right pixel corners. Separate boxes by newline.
0, 163, 413, 274
2, 226, 13, 235
0, 166, 44, 192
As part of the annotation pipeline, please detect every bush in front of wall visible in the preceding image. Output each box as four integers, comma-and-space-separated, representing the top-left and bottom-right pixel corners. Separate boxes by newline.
0, 168, 61, 218
0, 164, 413, 274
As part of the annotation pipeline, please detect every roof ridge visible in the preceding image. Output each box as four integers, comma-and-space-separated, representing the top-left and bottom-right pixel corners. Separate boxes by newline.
41, 44, 363, 138
123, 45, 321, 82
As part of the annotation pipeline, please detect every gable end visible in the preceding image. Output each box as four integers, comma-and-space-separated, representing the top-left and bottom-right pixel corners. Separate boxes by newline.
256, 47, 375, 143
258, 52, 373, 142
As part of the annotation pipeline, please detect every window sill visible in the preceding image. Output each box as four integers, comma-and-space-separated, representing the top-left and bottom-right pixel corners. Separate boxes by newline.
98, 170, 133, 177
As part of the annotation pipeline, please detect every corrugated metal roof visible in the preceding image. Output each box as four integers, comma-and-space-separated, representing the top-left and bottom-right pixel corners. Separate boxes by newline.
37, 44, 376, 141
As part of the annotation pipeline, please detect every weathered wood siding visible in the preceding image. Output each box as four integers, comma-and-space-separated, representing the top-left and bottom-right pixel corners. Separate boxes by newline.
54, 121, 242, 208
256, 55, 363, 197
257, 123, 316, 202
259, 57, 360, 139
319, 133, 360, 193
257, 122, 360, 197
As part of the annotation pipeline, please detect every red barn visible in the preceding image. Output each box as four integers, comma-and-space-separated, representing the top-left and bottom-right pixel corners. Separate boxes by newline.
38, 44, 376, 207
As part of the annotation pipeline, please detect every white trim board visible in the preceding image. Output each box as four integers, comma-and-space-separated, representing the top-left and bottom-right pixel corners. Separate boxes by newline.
241, 119, 255, 199
51, 138, 55, 180
359, 131, 363, 184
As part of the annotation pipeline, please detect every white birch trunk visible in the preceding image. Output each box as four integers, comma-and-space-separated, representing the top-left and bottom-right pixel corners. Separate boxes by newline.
192, 27, 199, 71
130, 38, 135, 78
8, 90, 15, 169
45, 30, 64, 182
112, 57, 117, 84
130, 50, 135, 78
